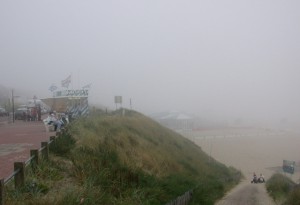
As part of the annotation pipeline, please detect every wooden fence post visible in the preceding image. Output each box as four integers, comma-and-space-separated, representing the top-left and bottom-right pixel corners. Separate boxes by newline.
0, 178, 4, 205
30, 149, 39, 170
50, 136, 56, 143
14, 162, 25, 189
41, 142, 49, 160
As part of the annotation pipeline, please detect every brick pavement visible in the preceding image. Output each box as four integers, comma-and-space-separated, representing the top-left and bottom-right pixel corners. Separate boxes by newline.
0, 119, 53, 180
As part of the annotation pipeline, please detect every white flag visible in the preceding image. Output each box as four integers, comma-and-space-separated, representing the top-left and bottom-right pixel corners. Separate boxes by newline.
61, 75, 71, 88
82, 83, 92, 89
49, 84, 57, 92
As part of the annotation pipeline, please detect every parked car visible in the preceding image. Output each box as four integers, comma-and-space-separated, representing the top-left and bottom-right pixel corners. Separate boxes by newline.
0, 107, 9, 117
14, 108, 28, 120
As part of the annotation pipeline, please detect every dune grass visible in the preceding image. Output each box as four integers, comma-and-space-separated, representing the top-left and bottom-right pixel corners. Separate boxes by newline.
5, 109, 241, 205
266, 173, 300, 205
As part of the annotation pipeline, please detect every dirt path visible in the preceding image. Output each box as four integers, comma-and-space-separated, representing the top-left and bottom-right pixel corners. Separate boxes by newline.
215, 180, 275, 205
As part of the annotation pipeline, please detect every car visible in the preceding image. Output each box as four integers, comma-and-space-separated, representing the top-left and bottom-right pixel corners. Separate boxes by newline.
14, 108, 28, 120
0, 108, 9, 117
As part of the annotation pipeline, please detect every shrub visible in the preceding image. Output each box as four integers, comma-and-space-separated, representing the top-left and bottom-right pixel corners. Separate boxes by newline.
50, 131, 76, 156
266, 173, 295, 202
285, 186, 300, 205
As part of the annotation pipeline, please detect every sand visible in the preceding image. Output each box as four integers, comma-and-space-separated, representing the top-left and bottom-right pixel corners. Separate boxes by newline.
184, 128, 300, 182
181, 128, 300, 204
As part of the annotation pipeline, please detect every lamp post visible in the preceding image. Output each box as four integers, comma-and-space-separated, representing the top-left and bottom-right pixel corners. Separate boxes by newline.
33, 95, 38, 121
12, 89, 20, 123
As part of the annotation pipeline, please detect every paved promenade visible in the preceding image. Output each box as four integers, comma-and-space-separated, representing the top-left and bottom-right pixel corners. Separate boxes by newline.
0, 118, 53, 179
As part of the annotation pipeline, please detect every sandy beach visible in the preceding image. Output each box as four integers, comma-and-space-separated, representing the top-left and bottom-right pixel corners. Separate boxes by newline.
183, 128, 300, 183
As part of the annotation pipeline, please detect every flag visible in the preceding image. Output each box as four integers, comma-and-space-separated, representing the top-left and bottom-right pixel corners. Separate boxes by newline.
82, 83, 92, 90
61, 75, 71, 88
49, 84, 57, 92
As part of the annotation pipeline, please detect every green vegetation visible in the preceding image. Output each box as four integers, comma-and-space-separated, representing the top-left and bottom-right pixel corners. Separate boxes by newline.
266, 173, 300, 205
5, 109, 242, 205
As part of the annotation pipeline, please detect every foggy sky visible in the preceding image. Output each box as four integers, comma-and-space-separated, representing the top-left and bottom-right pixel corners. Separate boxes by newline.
1, 1, 300, 125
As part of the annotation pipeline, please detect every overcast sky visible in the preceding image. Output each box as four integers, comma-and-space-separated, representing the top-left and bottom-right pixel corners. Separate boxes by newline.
1, 0, 300, 125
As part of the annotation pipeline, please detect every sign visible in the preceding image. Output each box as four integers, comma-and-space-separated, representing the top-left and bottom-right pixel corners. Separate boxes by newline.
54, 90, 89, 97
114, 96, 122, 104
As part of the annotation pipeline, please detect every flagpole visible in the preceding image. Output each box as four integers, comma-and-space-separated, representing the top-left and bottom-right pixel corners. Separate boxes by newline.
78, 69, 80, 90
71, 73, 73, 90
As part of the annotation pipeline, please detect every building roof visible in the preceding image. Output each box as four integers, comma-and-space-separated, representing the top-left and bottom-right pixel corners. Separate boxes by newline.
154, 111, 193, 120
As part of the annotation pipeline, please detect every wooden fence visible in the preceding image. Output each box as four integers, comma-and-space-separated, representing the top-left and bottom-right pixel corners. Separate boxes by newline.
0, 131, 62, 205
165, 189, 194, 205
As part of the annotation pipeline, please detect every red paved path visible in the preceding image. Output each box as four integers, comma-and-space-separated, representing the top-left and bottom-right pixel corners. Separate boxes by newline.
0, 119, 53, 179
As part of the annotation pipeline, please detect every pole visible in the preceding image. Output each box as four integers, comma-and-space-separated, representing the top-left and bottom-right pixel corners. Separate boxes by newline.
130, 98, 132, 110
12, 89, 14, 123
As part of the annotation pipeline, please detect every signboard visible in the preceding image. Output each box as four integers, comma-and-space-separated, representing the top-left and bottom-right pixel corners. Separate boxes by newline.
54, 89, 89, 97
42, 89, 90, 117
114, 96, 122, 104
282, 160, 295, 174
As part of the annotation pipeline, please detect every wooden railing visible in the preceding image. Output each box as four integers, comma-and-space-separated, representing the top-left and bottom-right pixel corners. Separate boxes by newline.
165, 189, 194, 205
0, 132, 61, 205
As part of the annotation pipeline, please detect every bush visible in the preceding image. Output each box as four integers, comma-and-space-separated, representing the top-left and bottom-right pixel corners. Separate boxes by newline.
50, 131, 76, 156
285, 186, 300, 205
266, 173, 295, 202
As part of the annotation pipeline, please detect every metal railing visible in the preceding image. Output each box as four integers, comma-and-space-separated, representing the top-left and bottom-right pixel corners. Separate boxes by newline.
0, 131, 61, 205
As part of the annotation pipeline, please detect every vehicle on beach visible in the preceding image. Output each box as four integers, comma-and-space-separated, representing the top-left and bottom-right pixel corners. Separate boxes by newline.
251, 172, 265, 184
283, 160, 295, 174
251, 176, 265, 183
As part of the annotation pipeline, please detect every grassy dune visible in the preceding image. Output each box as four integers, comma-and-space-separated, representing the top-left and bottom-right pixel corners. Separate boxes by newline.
266, 173, 300, 205
5, 109, 241, 205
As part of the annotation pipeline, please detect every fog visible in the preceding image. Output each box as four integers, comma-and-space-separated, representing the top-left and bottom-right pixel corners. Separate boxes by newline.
1, 1, 300, 129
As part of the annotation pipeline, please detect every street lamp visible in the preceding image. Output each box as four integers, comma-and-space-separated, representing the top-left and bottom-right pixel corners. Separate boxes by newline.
12, 89, 20, 123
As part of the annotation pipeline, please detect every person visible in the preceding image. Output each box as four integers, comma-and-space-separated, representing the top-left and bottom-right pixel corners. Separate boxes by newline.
48, 113, 63, 132
22, 111, 26, 121
252, 172, 257, 183
31, 107, 37, 121
61, 113, 68, 124
27, 108, 32, 121
259, 174, 265, 183
37, 105, 42, 121
57, 114, 65, 129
